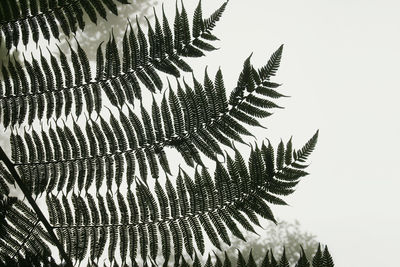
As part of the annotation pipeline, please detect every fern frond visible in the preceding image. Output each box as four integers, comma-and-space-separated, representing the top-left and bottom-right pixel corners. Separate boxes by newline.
295, 246, 311, 267
102, 243, 330, 267
10, 46, 286, 196
296, 130, 319, 162
0, 0, 226, 128
312, 244, 323, 267
258, 44, 284, 81
321, 246, 334, 267
0, 0, 128, 49
46, 136, 317, 264
203, 1, 228, 35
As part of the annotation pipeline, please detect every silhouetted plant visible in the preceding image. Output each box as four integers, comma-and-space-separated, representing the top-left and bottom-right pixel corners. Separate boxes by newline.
0, 0, 332, 266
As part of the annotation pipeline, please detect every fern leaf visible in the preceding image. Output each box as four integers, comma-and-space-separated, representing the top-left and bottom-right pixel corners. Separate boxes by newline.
72, 3, 85, 30
276, 140, 285, 170
220, 208, 246, 241
180, 2, 191, 46
148, 223, 158, 260
159, 221, 171, 265
193, 38, 217, 52
219, 116, 251, 139
296, 246, 311, 267
145, 147, 160, 178
203, 1, 228, 33
192, 133, 217, 160
222, 251, 232, 267
157, 147, 171, 175
150, 96, 164, 143
214, 69, 228, 112
173, 2, 183, 53
175, 171, 189, 217
237, 250, 247, 267
165, 177, 180, 219
155, 181, 170, 220
192, 0, 204, 38
177, 81, 195, 133
199, 213, 221, 250
117, 110, 137, 151
238, 102, 272, 118
209, 211, 231, 245
168, 85, 185, 137
111, 34, 122, 77
153, 10, 166, 59
136, 19, 149, 66
169, 220, 182, 263
312, 244, 323, 267
125, 151, 136, 188
204, 68, 220, 118
194, 168, 208, 212
322, 246, 334, 267
136, 149, 148, 183
110, 111, 128, 152
178, 218, 193, 256
248, 251, 258, 267
160, 93, 174, 139
229, 109, 264, 127
76, 42, 92, 83
65, 6, 78, 34
259, 45, 284, 81
185, 216, 203, 255
255, 85, 286, 98
297, 130, 319, 162
246, 94, 282, 109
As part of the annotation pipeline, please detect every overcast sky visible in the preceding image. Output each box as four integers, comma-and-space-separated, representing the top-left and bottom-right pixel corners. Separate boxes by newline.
173, 1, 400, 266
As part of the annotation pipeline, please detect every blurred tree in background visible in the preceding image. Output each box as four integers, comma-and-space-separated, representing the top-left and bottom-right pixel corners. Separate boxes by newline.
57, 0, 158, 59
219, 219, 319, 265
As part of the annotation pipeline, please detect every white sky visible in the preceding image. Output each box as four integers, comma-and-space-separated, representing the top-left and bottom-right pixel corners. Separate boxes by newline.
172, 0, 400, 266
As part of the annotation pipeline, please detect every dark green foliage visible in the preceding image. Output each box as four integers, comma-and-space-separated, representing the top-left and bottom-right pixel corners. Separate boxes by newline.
310, 245, 335, 267
322, 246, 334, 267
0, 0, 128, 49
295, 246, 311, 267
122, 245, 331, 266
40, 135, 317, 264
279, 248, 290, 267
0, 0, 227, 129
10, 52, 287, 195
312, 244, 323, 267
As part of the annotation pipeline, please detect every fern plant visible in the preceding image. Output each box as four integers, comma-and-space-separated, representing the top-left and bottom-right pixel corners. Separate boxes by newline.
0, 0, 331, 266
